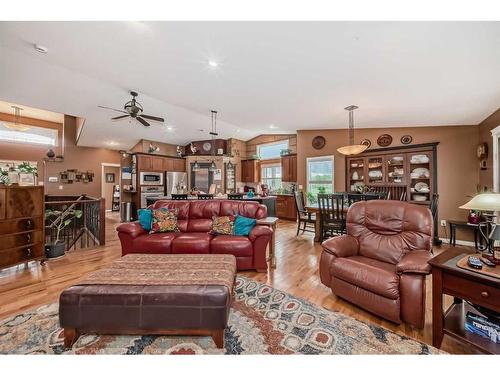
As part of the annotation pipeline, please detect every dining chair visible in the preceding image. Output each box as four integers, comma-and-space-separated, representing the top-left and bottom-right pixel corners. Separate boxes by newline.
171, 194, 188, 200
227, 193, 244, 200
318, 193, 346, 242
294, 191, 316, 236
347, 193, 364, 206
197, 194, 214, 200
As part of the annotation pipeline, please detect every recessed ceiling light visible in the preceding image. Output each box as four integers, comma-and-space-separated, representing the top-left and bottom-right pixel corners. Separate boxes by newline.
208, 60, 218, 68
34, 43, 48, 54
166, 126, 173, 131
269, 124, 277, 129
106, 141, 118, 146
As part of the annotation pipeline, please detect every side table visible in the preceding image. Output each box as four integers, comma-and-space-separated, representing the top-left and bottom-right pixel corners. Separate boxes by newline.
256, 216, 279, 269
428, 248, 500, 354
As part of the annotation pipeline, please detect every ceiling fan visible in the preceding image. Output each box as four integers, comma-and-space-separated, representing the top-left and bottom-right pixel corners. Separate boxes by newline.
98, 91, 164, 127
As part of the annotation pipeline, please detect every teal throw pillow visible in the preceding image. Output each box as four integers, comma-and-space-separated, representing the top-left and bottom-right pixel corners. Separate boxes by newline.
138, 209, 153, 231
234, 215, 257, 236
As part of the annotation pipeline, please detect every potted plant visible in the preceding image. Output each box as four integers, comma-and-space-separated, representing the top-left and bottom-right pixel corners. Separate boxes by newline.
45, 207, 82, 258
17, 161, 38, 186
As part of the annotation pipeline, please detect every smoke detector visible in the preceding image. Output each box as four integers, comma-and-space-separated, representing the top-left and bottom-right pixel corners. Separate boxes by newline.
34, 44, 48, 54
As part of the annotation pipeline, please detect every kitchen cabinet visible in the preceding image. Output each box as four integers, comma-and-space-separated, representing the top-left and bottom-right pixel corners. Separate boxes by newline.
281, 154, 297, 182
241, 159, 260, 183
152, 157, 164, 171
137, 155, 153, 171
275, 195, 297, 220
173, 158, 186, 172
163, 158, 174, 171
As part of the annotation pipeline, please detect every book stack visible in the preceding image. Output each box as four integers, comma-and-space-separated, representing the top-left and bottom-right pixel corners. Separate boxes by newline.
465, 311, 500, 344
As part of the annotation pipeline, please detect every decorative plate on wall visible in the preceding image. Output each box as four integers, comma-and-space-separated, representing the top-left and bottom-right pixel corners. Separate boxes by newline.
202, 142, 212, 152
360, 139, 371, 148
377, 134, 393, 147
312, 136, 326, 150
401, 135, 413, 145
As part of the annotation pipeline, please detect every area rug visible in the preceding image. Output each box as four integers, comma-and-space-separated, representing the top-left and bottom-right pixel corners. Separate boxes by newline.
0, 276, 442, 354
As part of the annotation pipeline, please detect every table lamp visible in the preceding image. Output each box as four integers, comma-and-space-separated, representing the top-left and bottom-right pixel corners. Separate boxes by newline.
459, 193, 500, 264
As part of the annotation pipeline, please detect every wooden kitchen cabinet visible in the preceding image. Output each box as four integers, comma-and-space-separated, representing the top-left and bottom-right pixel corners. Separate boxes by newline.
152, 157, 164, 171
281, 154, 297, 182
241, 159, 260, 183
173, 158, 186, 172
163, 158, 174, 171
275, 195, 297, 220
137, 155, 153, 171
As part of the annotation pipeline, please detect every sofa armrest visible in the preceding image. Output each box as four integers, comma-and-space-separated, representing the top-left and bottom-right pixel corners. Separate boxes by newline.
321, 235, 359, 258
396, 250, 432, 275
248, 225, 273, 242
116, 222, 147, 239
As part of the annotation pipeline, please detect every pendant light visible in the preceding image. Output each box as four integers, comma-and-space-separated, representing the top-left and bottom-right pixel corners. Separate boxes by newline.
209, 110, 218, 172
337, 105, 368, 156
226, 160, 234, 170
192, 160, 200, 172
4, 106, 30, 132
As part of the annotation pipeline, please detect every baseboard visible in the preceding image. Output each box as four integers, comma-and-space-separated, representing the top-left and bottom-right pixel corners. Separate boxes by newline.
438, 237, 476, 247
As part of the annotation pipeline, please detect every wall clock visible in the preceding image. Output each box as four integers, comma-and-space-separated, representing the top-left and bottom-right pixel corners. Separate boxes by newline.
401, 135, 413, 145
312, 136, 326, 150
377, 134, 393, 147
202, 142, 212, 152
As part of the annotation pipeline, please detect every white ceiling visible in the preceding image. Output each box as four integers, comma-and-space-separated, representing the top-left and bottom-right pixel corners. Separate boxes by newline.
0, 21, 499, 151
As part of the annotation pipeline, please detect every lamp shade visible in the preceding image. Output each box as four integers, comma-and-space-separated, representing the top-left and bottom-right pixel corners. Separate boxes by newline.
488, 224, 500, 241
459, 193, 500, 211
336, 144, 368, 156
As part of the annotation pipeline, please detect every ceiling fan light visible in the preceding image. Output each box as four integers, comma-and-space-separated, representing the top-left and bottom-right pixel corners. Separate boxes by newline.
336, 144, 368, 156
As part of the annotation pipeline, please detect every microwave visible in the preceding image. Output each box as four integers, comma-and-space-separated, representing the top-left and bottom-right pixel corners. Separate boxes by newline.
140, 171, 163, 186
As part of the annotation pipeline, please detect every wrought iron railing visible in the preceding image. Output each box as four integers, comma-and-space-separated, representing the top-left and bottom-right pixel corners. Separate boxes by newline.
45, 194, 106, 251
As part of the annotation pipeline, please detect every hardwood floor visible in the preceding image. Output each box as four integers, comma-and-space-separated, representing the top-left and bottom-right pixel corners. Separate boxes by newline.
0, 213, 478, 354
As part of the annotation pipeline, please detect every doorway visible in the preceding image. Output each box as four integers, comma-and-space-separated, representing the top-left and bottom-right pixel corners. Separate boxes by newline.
101, 163, 121, 213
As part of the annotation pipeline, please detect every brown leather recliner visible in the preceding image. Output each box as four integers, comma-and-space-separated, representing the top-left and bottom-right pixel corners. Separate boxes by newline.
319, 200, 433, 328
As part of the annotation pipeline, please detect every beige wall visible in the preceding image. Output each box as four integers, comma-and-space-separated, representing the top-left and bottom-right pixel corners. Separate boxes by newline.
478, 108, 500, 190
297, 125, 480, 240
246, 134, 297, 158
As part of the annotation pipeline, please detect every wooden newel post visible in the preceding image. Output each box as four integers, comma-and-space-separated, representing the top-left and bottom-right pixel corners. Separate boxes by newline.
99, 198, 106, 246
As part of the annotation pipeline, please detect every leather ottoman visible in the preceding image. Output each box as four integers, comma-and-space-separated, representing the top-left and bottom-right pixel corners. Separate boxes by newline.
59, 254, 236, 349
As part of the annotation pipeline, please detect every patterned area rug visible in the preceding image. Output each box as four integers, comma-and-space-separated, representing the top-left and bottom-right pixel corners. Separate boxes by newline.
0, 276, 442, 354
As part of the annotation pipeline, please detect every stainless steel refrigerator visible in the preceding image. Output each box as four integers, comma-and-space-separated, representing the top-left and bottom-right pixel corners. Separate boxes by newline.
165, 172, 187, 198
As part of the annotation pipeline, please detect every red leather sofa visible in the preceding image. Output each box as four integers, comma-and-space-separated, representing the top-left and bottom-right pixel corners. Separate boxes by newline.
320, 200, 433, 328
116, 199, 272, 272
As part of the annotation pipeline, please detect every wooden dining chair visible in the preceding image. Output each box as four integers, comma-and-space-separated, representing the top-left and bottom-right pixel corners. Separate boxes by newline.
227, 193, 244, 200
197, 194, 214, 200
318, 193, 346, 242
294, 191, 316, 236
171, 194, 188, 200
347, 193, 364, 206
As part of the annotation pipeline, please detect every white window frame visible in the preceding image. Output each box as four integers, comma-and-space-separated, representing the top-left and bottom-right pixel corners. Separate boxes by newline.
260, 163, 282, 190
256, 140, 289, 160
306, 156, 335, 203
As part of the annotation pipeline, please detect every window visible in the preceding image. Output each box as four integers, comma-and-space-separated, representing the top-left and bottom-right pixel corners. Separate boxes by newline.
261, 164, 282, 190
257, 140, 289, 160
306, 156, 334, 205
0, 123, 58, 146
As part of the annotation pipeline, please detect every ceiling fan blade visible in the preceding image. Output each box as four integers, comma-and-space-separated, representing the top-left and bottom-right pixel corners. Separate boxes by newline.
140, 114, 165, 122
111, 115, 130, 120
98, 105, 128, 114
137, 117, 151, 127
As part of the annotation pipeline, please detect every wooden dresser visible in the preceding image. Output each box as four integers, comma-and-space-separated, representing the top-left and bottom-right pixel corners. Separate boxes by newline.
0, 186, 45, 269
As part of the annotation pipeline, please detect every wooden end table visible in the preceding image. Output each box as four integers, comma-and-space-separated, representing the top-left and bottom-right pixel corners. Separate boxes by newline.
429, 248, 500, 354
256, 217, 279, 269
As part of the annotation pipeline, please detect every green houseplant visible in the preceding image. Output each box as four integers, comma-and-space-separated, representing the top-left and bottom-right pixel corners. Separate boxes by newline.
45, 207, 82, 258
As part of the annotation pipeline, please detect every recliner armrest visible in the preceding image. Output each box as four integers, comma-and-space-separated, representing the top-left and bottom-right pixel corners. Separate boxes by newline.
321, 235, 359, 258
116, 222, 147, 239
396, 250, 432, 275
248, 225, 273, 242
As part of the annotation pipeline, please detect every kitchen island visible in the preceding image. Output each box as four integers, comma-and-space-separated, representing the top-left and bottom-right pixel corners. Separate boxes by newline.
146, 195, 277, 217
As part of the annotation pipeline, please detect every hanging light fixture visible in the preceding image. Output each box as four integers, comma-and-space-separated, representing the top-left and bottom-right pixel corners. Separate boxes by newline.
226, 160, 234, 170
192, 160, 200, 172
209, 110, 218, 171
3, 106, 31, 132
337, 105, 368, 156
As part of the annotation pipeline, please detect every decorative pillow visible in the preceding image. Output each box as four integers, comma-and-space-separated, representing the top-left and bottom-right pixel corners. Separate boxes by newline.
138, 209, 153, 231
234, 215, 257, 236
150, 208, 180, 234
209, 215, 235, 235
